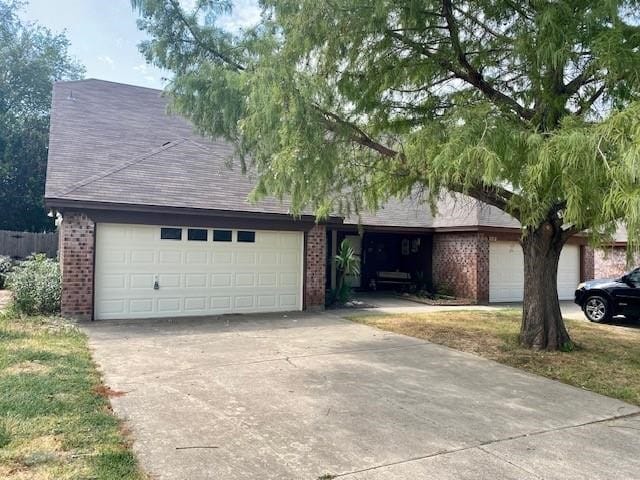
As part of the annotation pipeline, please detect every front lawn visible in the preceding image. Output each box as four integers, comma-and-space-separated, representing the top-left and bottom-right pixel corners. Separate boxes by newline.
0, 309, 145, 479
350, 310, 640, 406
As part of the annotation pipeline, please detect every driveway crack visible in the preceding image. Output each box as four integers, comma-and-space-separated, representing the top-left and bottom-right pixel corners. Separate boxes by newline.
476, 445, 542, 479
330, 410, 640, 478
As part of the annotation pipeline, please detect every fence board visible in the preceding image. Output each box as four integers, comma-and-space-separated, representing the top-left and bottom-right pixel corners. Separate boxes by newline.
0, 230, 58, 259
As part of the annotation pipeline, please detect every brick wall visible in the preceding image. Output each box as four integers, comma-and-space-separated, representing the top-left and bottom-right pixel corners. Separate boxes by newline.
594, 246, 637, 278
580, 246, 594, 281
305, 224, 326, 310
432, 233, 489, 303
59, 212, 95, 320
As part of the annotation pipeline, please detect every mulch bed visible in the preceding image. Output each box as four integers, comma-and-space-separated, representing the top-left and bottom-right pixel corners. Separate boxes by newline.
395, 293, 473, 306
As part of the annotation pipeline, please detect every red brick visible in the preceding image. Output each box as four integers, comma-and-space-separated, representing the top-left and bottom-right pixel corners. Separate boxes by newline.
593, 246, 638, 278
59, 212, 95, 320
305, 225, 326, 310
432, 233, 489, 303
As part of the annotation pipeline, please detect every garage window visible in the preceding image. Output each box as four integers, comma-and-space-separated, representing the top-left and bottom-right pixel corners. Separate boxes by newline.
237, 231, 256, 243
213, 229, 232, 242
160, 227, 182, 240
187, 228, 208, 241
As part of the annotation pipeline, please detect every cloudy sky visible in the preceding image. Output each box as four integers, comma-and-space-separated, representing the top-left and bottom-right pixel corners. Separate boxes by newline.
20, 0, 261, 89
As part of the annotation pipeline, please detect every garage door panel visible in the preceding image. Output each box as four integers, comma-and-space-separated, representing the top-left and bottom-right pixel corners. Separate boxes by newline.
99, 299, 127, 316
235, 296, 254, 308
130, 250, 155, 264
257, 295, 276, 307
159, 274, 181, 288
280, 252, 298, 266
489, 241, 579, 303
212, 252, 233, 264
211, 296, 231, 310
157, 297, 181, 313
159, 250, 181, 264
259, 273, 277, 287
185, 251, 208, 264
130, 299, 153, 314
279, 272, 298, 287
279, 294, 298, 307
185, 274, 207, 288
94, 224, 303, 319
235, 273, 255, 287
259, 252, 279, 265
184, 297, 207, 312
235, 252, 256, 265
211, 273, 232, 287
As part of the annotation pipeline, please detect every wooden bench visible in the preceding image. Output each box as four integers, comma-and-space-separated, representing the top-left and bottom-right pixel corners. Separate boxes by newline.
371, 271, 412, 290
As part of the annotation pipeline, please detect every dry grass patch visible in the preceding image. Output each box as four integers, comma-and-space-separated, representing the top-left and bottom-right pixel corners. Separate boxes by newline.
0, 310, 146, 479
350, 309, 640, 406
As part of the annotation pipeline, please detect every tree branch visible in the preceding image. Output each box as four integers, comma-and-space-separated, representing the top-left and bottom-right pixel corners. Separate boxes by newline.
312, 104, 399, 158
387, 29, 534, 121
167, 0, 246, 72
576, 84, 606, 116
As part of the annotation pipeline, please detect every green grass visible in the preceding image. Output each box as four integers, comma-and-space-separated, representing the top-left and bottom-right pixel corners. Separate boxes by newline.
350, 309, 640, 406
0, 308, 146, 479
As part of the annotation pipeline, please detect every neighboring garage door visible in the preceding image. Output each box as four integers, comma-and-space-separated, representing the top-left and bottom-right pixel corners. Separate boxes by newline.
94, 224, 303, 320
489, 241, 580, 303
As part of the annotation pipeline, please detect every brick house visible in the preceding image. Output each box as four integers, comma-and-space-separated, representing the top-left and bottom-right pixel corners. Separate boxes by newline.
45, 79, 631, 320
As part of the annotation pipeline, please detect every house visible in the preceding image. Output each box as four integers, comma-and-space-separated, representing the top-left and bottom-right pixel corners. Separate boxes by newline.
45, 79, 629, 320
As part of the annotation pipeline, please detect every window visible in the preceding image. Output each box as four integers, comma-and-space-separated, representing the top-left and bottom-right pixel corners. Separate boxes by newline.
160, 227, 182, 240
237, 230, 256, 243
627, 268, 640, 286
188, 228, 208, 241
213, 229, 232, 242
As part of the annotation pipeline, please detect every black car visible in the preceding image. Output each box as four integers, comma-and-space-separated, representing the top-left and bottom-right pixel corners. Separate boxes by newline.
575, 268, 640, 323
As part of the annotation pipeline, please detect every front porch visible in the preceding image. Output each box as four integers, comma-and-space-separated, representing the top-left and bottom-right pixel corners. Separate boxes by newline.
326, 227, 433, 294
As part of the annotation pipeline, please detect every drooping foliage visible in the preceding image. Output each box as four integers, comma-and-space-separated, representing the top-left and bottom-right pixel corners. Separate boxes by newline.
0, 0, 84, 231
132, 0, 640, 250
132, 0, 640, 349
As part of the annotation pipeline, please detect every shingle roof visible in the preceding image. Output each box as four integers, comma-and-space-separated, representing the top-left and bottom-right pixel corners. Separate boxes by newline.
44, 79, 507, 230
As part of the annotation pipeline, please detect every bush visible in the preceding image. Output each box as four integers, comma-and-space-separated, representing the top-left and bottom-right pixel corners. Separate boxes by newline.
435, 282, 455, 298
7, 254, 61, 315
0, 256, 11, 289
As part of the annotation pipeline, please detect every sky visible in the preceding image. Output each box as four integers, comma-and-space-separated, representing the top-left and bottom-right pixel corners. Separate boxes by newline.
19, 0, 261, 89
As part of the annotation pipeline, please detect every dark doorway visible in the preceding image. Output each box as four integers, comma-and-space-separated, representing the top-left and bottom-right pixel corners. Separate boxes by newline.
361, 232, 432, 291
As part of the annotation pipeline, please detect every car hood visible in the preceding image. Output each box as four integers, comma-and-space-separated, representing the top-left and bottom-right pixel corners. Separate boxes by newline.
583, 278, 627, 289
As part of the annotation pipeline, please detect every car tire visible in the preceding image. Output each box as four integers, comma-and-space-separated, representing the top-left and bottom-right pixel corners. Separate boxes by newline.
583, 296, 611, 323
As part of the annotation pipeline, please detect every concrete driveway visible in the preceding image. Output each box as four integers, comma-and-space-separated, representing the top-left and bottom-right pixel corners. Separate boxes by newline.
83, 312, 640, 479
350, 292, 586, 320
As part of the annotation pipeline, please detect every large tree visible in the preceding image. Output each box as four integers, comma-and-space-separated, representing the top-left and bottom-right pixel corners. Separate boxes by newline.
0, 0, 84, 232
132, 0, 640, 350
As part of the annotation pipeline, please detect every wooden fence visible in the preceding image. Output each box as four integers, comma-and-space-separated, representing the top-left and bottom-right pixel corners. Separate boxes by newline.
0, 230, 58, 259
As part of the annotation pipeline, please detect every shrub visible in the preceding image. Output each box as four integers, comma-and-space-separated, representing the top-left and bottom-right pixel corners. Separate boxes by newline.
0, 255, 12, 289
7, 254, 61, 315
435, 282, 455, 298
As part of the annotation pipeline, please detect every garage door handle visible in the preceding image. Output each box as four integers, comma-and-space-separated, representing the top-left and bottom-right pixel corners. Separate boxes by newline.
154, 276, 160, 290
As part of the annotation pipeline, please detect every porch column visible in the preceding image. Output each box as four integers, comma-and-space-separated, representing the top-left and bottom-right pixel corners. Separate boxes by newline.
304, 224, 326, 310
330, 229, 337, 289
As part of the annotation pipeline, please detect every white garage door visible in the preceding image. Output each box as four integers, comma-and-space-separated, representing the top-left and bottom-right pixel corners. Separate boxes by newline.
94, 224, 303, 320
489, 241, 580, 303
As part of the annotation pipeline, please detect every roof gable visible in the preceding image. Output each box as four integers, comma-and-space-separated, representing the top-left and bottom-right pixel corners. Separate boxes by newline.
45, 79, 510, 229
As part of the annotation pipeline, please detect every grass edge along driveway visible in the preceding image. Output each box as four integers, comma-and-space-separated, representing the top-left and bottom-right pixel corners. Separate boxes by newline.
0, 309, 146, 480
349, 309, 640, 406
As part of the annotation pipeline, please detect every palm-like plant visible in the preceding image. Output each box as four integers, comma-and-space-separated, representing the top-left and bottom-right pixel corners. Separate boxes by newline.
335, 239, 360, 303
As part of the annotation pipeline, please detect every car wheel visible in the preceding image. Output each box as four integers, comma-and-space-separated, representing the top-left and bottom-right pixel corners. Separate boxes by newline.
584, 296, 610, 323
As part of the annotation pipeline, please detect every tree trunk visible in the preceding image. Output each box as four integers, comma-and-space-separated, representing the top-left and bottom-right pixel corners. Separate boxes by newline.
520, 222, 572, 351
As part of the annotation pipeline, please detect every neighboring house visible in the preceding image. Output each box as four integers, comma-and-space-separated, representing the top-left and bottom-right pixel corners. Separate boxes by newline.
45, 79, 630, 320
